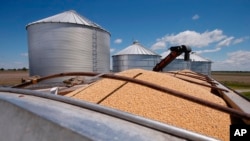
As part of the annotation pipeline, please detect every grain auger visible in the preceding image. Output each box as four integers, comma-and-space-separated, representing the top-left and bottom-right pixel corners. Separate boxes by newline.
153, 45, 192, 71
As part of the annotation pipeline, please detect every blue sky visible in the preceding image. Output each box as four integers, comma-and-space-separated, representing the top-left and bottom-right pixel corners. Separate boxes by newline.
0, 0, 249, 71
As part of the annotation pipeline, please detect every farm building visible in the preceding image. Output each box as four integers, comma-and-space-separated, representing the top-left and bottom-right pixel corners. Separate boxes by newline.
26, 10, 110, 77
161, 51, 212, 75
112, 41, 161, 72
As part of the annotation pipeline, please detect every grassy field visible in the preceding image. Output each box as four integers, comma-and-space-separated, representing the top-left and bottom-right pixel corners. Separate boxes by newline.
211, 71, 250, 99
211, 71, 250, 88
242, 91, 250, 99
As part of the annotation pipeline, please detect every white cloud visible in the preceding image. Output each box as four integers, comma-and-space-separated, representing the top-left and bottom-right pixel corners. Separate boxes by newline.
197, 36, 247, 54
196, 48, 221, 54
151, 29, 249, 71
114, 38, 122, 44
233, 38, 244, 44
21, 53, 28, 57
212, 50, 250, 71
151, 40, 166, 50
192, 14, 200, 20
151, 29, 249, 55
233, 36, 249, 44
216, 37, 234, 47
151, 29, 227, 50
110, 48, 115, 53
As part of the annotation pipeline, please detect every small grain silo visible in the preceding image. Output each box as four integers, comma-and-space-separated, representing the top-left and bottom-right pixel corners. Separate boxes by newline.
112, 41, 161, 72
26, 10, 110, 77
160, 50, 190, 71
161, 51, 212, 75
190, 52, 212, 75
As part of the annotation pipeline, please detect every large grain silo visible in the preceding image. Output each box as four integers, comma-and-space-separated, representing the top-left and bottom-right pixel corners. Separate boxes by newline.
26, 10, 110, 77
112, 41, 161, 72
161, 51, 212, 75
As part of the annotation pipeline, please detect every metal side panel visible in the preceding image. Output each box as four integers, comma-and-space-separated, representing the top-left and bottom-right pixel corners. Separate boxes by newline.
0, 98, 90, 141
0, 92, 186, 141
212, 79, 250, 124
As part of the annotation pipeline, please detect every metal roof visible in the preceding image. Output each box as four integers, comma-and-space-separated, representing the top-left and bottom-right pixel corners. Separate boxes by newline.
114, 41, 160, 56
190, 52, 212, 62
26, 10, 107, 31
161, 51, 211, 62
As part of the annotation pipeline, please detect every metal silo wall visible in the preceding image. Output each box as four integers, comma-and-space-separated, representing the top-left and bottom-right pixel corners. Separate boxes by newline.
162, 59, 190, 72
27, 23, 109, 77
112, 55, 161, 72
96, 30, 110, 72
190, 61, 211, 75
162, 59, 211, 75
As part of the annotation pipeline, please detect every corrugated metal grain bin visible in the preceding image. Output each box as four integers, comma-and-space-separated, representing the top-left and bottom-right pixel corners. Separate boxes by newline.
112, 41, 161, 72
26, 10, 110, 77
161, 51, 212, 75
190, 60, 212, 76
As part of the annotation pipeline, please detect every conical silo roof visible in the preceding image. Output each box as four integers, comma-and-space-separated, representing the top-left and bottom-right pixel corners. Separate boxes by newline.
26, 10, 108, 33
114, 41, 160, 56
189, 52, 212, 62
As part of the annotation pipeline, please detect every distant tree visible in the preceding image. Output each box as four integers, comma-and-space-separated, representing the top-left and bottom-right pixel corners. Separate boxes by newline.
0, 68, 4, 71
22, 67, 28, 71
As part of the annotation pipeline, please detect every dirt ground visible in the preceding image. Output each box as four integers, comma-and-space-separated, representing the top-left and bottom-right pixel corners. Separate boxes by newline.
211, 72, 250, 84
0, 71, 29, 86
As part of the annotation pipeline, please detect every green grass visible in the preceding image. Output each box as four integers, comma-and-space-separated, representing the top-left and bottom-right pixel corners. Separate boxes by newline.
221, 81, 250, 89
242, 91, 250, 99
219, 81, 250, 100
212, 71, 250, 76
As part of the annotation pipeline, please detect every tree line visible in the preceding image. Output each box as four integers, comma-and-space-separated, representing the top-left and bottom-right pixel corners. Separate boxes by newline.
0, 67, 28, 71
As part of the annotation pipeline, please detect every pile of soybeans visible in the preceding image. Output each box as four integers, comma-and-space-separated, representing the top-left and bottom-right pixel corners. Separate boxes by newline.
66, 69, 231, 141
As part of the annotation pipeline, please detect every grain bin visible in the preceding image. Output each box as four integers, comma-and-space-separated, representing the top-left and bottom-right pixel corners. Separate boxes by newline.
26, 10, 110, 77
161, 51, 212, 75
190, 52, 212, 75
112, 41, 161, 72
